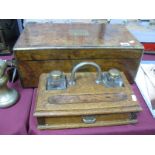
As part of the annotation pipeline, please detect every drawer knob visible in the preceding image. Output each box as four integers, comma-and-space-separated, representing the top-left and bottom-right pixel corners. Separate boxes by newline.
82, 115, 96, 124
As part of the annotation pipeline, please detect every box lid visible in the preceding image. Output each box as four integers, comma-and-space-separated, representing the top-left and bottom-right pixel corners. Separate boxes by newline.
14, 23, 143, 50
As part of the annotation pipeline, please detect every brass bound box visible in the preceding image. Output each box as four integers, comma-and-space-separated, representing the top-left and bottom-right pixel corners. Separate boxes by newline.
14, 23, 144, 88
34, 62, 142, 130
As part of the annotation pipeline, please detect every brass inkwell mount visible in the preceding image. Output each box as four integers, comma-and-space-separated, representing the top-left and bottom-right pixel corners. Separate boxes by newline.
0, 59, 19, 108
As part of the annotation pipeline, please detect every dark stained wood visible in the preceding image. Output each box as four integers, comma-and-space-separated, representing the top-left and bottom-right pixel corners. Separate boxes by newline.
47, 93, 128, 104
14, 23, 143, 49
15, 49, 142, 60
17, 58, 141, 87
14, 23, 144, 87
34, 72, 142, 129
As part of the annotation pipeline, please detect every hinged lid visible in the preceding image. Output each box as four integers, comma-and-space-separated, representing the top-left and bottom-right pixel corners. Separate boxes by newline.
14, 23, 143, 50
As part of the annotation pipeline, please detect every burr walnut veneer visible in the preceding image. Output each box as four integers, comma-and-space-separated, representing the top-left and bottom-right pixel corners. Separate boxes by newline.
14, 23, 144, 88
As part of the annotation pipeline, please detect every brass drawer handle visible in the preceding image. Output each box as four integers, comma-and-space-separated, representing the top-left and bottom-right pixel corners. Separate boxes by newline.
82, 115, 96, 124
69, 62, 102, 86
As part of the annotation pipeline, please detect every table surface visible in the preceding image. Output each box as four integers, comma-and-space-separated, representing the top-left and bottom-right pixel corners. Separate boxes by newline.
1, 54, 155, 135
28, 54, 155, 135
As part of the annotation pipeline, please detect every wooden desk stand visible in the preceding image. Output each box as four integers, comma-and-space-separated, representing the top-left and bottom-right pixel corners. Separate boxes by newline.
34, 71, 142, 130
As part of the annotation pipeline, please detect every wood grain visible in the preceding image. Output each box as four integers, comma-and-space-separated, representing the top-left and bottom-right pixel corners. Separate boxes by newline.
14, 23, 144, 88
37, 113, 137, 130
35, 72, 142, 114
14, 23, 143, 49
47, 93, 128, 104
15, 49, 142, 60
16, 58, 141, 87
34, 72, 142, 129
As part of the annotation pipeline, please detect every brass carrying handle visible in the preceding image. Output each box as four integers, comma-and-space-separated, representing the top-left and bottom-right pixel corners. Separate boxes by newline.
68, 62, 102, 86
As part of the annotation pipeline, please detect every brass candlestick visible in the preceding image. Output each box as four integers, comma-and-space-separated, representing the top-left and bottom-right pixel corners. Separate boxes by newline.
0, 59, 19, 108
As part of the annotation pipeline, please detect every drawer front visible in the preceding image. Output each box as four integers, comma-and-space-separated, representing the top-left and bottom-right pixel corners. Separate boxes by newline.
37, 112, 137, 130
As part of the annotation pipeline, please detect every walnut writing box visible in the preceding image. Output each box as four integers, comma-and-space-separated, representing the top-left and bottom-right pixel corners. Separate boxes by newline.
14, 23, 144, 88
